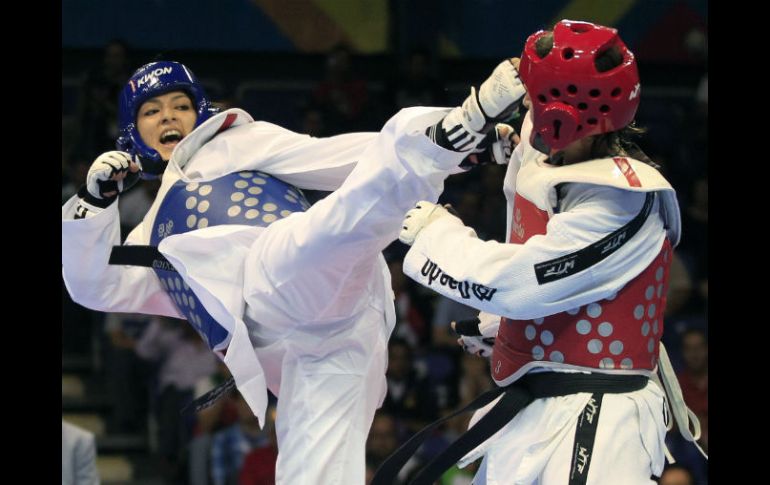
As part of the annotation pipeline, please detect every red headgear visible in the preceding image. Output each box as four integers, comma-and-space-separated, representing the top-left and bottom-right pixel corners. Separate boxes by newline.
518, 20, 640, 152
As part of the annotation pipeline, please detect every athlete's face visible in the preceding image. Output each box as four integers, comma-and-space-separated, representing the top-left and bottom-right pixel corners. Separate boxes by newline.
136, 90, 197, 161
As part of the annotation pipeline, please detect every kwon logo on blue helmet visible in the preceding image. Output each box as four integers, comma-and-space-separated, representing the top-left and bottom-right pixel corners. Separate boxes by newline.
116, 61, 219, 179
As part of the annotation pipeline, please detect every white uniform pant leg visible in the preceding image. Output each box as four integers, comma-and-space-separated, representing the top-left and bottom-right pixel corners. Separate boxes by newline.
539, 384, 667, 485
273, 305, 390, 485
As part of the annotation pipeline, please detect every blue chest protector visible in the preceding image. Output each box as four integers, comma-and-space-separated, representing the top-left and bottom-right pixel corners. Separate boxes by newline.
150, 170, 310, 349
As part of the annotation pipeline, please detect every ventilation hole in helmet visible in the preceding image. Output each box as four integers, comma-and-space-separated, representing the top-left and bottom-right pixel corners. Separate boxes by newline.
589, 89, 601, 98
570, 23, 592, 33
553, 120, 562, 139
577, 125, 583, 131
611, 87, 622, 98
567, 85, 578, 95
538, 94, 547, 103
587, 118, 598, 125
600, 105, 610, 113
563, 48, 574, 60
550, 88, 561, 98
578, 102, 588, 111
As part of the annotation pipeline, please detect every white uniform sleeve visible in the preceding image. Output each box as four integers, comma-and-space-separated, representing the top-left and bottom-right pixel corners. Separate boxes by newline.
61, 195, 182, 317
243, 106, 465, 325
403, 183, 667, 320
188, 121, 379, 191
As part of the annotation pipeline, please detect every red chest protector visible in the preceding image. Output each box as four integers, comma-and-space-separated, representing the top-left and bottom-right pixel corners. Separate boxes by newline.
491, 191, 672, 386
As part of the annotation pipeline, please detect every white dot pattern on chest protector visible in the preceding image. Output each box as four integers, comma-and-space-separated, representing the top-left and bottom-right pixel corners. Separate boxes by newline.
263, 214, 278, 223
540, 330, 554, 346
634, 305, 644, 320
587, 339, 603, 354
576, 319, 592, 335
655, 267, 664, 281
567, 307, 581, 315
231, 192, 245, 202
197, 200, 210, 213
245, 197, 259, 207
533, 317, 544, 325
641, 321, 650, 336
586, 303, 602, 318
600, 358, 615, 369
525, 325, 536, 340
186, 214, 197, 228
532, 346, 545, 360
185, 182, 199, 191
249, 186, 263, 195
280, 210, 292, 217
549, 351, 564, 363
185, 196, 197, 209
245, 209, 260, 219
653, 319, 659, 335
252, 177, 267, 185
647, 338, 655, 353
645, 285, 655, 300
198, 185, 212, 196
197, 218, 209, 229
609, 340, 624, 355
620, 358, 633, 369
227, 206, 241, 217
647, 304, 656, 318
234, 180, 248, 189
598, 322, 613, 337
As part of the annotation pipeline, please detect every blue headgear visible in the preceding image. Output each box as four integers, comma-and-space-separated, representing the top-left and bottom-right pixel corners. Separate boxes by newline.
116, 61, 219, 178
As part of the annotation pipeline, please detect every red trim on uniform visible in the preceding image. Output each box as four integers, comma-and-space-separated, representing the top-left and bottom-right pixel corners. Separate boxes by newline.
215, 113, 238, 135
613, 157, 642, 187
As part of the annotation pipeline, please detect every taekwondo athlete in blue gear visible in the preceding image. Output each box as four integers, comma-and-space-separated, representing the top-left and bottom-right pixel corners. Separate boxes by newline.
62, 58, 523, 484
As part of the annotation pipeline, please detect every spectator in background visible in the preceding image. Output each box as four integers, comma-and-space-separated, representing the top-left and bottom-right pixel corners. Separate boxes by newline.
387, 48, 447, 110
238, 407, 279, 485
189, 365, 240, 485
312, 44, 371, 133
382, 338, 439, 431
62, 420, 99, 485
102, 313, 153, 433
366, 413, 403, 478
678, 329, 708, 450
389, 258, 433, 346
71, 39, 131, 163
210, 394, 271, 485
135, 317, 218, 484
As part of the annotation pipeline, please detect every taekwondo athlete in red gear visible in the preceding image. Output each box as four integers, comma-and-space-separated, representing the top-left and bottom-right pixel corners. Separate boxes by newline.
398, 20, 706, 485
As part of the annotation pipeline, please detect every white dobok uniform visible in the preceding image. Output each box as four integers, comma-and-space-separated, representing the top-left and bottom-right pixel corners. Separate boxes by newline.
62, 106, 466, 484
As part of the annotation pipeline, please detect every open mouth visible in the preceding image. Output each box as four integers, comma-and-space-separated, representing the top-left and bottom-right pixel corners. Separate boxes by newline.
160, 129, 183, 146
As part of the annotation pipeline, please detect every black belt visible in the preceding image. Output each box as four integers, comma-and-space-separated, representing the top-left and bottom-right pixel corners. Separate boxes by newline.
109, 245, 177, 272
372, 372, 648, 485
